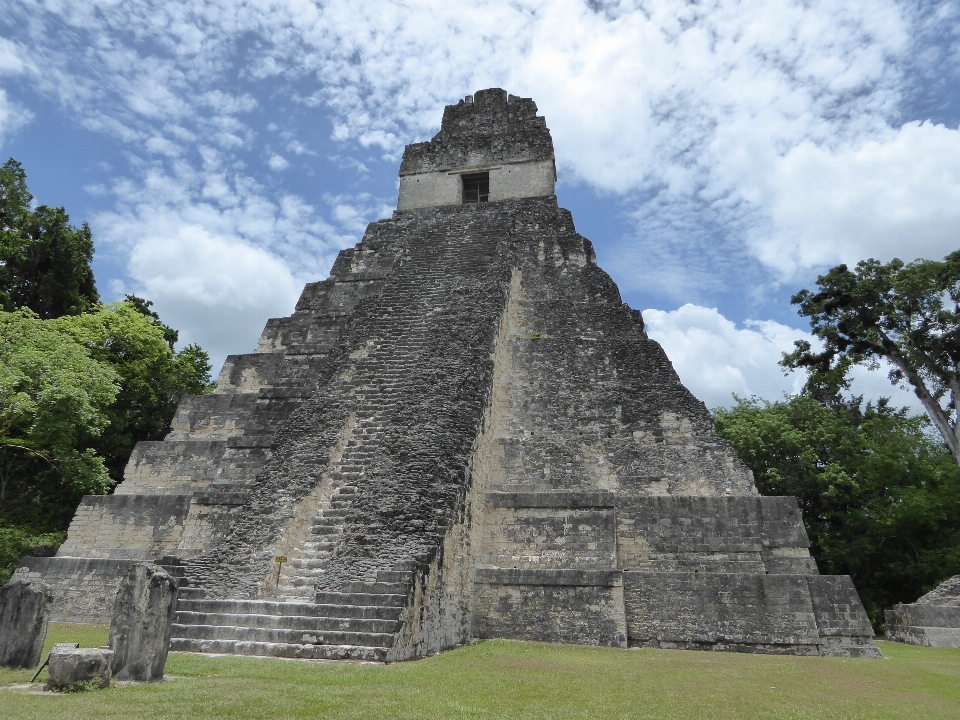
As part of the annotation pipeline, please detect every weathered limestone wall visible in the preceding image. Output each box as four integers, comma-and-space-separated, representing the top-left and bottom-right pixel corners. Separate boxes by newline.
397, 88, 556, 211
57, 495, 192, 560
398, 159, 556, 211
13, 558, 139, 623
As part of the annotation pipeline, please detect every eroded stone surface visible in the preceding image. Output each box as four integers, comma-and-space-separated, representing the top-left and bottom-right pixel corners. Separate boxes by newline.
26, 88, 880, 660
0, 578, 53, 669
48, 647, 113, 690
109, 562, 178, 681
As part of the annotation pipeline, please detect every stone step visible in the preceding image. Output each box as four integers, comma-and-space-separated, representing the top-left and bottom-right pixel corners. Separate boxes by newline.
284, 567, 328, 578
376, 570, 415, 583
310, 526, 341, 536
286, 576, 319, 587
276, 588, 315, 599
312, 517, 343, 527
289, 558, 331, 569
169, 638, 389, 662
176, 599, 404, 621
175, 611, 402, 634
171, 623, 396, 648
341, 581, 411, 595
315, 591, 408, 607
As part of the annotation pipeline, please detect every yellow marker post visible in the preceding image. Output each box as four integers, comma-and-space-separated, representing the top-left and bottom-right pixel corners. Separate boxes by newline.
275, 556, 287, 588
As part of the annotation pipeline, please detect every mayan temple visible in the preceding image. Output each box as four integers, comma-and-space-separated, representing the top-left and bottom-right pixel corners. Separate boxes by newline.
17, 89, 880, 660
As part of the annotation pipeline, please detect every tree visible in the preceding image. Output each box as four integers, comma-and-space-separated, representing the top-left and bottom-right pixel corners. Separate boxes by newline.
782, 252, 960, 468
0, 308, 120, 529
715, 395, 960, 628
0, 159, 99, 318
83, 297, 215, 483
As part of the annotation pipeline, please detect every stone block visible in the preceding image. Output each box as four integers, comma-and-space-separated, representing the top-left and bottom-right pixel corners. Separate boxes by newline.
109, 562, 179, 681
0, 578, 53, 669
48, 647, 113, 690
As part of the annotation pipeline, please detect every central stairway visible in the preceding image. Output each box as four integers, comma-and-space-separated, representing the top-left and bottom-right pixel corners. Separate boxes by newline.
169, 569, 414, 661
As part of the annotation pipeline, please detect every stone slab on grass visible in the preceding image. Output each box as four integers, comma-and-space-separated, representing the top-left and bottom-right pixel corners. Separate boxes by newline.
47, 647, 113, 691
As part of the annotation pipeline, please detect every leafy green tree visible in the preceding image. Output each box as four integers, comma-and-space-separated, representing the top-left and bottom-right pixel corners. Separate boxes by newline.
83, 297, 215, 482
0, 159, 217, 580
715, 395, 960, 628
0, 308, 120, 530
0, 159, 99, 318
1, 301, 215, 523
782, 252, 960, 467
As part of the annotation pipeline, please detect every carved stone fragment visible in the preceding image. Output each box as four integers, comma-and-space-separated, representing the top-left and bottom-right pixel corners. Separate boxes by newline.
0, 578, 53, 669
109, 562, 178, 680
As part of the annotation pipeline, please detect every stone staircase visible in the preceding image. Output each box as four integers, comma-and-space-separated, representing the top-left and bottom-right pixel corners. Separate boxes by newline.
169, 570, 414, 661
275, 485, 358, 600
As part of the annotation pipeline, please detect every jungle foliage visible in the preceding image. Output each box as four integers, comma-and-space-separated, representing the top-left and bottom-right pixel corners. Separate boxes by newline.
715, 395, 960, 628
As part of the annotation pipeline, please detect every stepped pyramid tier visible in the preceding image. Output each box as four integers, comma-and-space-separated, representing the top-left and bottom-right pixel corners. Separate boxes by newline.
17, 88, 880, 660
886, 575, 960, 648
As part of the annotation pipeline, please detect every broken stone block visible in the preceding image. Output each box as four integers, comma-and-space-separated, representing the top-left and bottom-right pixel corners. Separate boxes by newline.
109, 562, 179, 681
0, 578, 53, 669
48, 647, 113, 690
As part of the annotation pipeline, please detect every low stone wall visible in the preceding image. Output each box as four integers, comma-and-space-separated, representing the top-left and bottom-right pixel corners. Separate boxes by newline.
13, 557, 139, 623
886, 603, 960, 647
472, 569, 627, 648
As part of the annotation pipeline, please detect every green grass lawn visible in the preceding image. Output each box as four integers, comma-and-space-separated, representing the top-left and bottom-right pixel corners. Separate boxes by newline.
2, 624, 959, 719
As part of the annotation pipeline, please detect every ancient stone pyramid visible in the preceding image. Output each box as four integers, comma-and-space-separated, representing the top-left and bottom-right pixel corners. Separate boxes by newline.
18, 89, 880, 660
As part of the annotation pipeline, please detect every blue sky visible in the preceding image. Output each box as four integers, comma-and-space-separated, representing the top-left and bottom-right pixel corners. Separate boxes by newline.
2, 0, 959, 410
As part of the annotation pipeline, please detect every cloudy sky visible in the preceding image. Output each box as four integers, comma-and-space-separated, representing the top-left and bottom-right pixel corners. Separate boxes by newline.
2, 0, 958, 410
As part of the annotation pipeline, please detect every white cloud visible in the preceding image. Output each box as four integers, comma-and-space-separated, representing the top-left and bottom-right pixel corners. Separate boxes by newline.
0, 87, 31, 146
268, 154, 290, 171
747, 121, 960, 275
127, 224, 302, 363
644, 304, 922, 412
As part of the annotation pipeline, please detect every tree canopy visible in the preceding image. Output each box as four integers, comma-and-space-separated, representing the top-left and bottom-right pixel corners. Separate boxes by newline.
782, 252, 960, 467
715, 395, 960, 628
0, 308, 120, 512
0, 159, 99, 318
0, 302, 214, 531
